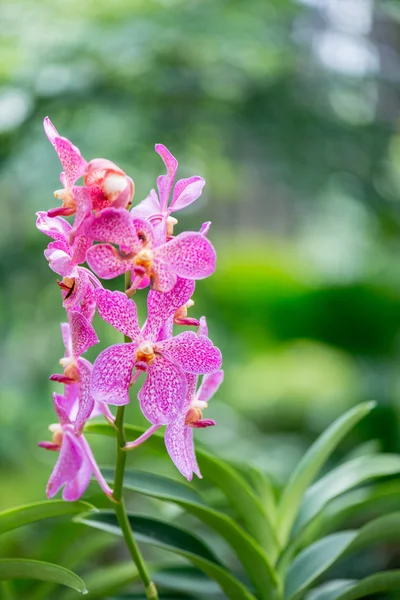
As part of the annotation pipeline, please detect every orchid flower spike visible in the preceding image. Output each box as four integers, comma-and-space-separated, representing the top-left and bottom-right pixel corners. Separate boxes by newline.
50, 314, 99, 432
44, 117, 134, 234
90, 279, 222, 426
85, 208, 216, 293
39, 393, 112, 501
131, 144, 205, 243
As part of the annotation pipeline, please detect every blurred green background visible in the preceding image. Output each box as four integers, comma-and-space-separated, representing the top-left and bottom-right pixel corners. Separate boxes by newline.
2, 0, 400, 596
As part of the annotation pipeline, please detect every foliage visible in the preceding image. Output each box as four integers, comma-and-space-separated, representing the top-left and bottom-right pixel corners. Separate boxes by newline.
3, 403, 400, 598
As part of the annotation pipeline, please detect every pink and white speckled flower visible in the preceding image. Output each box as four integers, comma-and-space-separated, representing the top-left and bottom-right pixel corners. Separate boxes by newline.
91, 279, 222, 425
125, 317, 223, 481
50, 314, 99, 432
131, 144, 205, 243
44, 117, 134, 235
38, 393, 112, 501
85, 207, 216, 293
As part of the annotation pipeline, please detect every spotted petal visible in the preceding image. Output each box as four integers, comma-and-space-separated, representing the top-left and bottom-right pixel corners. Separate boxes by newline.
143, 277, 195, 340
91, 343, 137, 405
138, 355, 186, 425
165, 417, 201, 481
70, 311, 98, 357
44, 117, 87, 188
95, 289, 140, 340
85, 208, 139, 249
70, 186, 92, 235
151, 259, 177, 292
86, 244, 132, 279
154, 232, 216, 281
170, 176, 205, 212
197, 370, 224, 403
159, 331, 222, 374
75, 358, 95, 432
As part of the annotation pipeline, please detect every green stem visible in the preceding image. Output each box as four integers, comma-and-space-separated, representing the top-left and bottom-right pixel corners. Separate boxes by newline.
111, 272, 158, 600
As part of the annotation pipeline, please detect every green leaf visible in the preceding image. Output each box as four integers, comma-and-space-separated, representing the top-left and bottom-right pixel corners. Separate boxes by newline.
295, 453, 400, 532
0, 559, 87, 593
0, 500, 95, 536
152, 565, 221, 595
284, 512, 400, 600
85, 421, 278, 559
102, 468, 277, 599
60, 562, 139, 600
78, 511, 257, 600
306, 571, 400, 600
279, 475, 400, 576
277, 401, 376, 545
31, 535, 117, 600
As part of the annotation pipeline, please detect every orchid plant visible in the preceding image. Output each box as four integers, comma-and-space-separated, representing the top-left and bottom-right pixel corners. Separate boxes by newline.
2, 121, 400, 600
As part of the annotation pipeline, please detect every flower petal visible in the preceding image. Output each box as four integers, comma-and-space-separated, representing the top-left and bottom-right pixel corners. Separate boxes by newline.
165, 418, 201, 481
80, 283, 96, 323
61, 322, 72, 356
36, 211, 71, 242
151, 258, 177, 293
46, 430, 89, 501
95, 289, 140, 340
170, 176, 205, 212
52, 392, 71, 426
75, 358, 95, 432
70, 186, 93, 235
45, 243, 76, 278
155, 144, 178, 211
143, 277, 195, 340
130, 189, 161, 220
70, 311, 99, 357
197, 370, 224, 403
138, 355, 186, 425
86, 244, 132, 279
159, 331, 222, 374
85, 207, 138, 249
91, 343, 137, 405
154, 232, 216, 281
62, 271, 90, 311
43, 117, 87, 188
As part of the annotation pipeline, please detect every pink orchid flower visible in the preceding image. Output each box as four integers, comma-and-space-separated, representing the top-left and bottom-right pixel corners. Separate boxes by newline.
126, 318, 223, 481
91, 279, 222, 426
36, 211, 100, 320
38, 393, 112, 501
131, 144, 205, 243
85, 207, 216, 294
50, 313, 99, 432
44, 117, 134, 234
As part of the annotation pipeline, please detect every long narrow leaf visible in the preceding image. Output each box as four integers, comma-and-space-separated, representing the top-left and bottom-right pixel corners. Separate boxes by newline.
306, 571, 400, 600
284, 512, 400, 600
102, 468, 277, 598
0, 559, 86, 593
85, 421, 278, 558
78, 511, 257, 600
279, 478, 400, 575
294, 453, 400, 533
277, 402, 375, 545
60, 562, 139, 600
0, 500, 95, 536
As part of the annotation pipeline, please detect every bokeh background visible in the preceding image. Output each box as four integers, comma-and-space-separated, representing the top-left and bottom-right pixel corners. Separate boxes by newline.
2, 0, 400, 597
